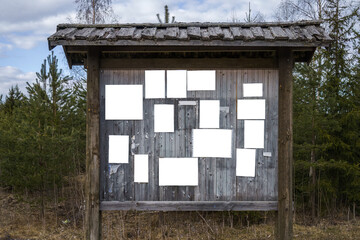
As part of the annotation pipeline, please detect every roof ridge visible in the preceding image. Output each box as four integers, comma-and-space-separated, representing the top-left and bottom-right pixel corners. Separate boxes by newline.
56, 20, 323, 30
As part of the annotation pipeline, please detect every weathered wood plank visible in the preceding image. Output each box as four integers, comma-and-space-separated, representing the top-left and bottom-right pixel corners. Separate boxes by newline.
222, 28, 234, 40
132, 29, 143, 40
74, 28, 95, 40
250, 27, 265, 39
178, 29, 188, 40
262, 28, 275, 40
282, 28, 297, 41
269, 27, 288, 40
164, 27, 179, 39
187, 27, 201, 39
49, 27, 76, 39
85, 48, 101, 240
300, 28, 315, 41
276, 48, 293, 240
208, 27, 223, 39
155, 29, 166, 40
240, 28, 255, 40
200, 28, 211, 41
100, 58, 278, 69
230, 27, 242, 39
141, 27, 156, 39
100, 201, 278, 211
116, 27, 136, 39
89, 28, 112, 40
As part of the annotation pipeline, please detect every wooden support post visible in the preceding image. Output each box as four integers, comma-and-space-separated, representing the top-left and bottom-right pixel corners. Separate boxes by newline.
85, 48, 101, 240
276, 48, 293, 240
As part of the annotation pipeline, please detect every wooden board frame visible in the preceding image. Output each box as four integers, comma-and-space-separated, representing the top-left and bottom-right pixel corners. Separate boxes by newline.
85, 47, 294, 240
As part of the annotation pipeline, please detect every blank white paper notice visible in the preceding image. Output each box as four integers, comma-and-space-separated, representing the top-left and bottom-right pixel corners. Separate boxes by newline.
236, 148, 256, 177
159, 158, 198, 186
145, 70, 165, 98
187, 70, 216, 91
200, 100, 220, 128
192, 129, 232, 158
243, 83, 263, 97
108, 135, 129, 163
167, 70, 187, 98
154, 104, 174, 132
244, 120, 264, 149
134, 154, 148, 183
237, 99, 266, 119
105, 85, 143, 120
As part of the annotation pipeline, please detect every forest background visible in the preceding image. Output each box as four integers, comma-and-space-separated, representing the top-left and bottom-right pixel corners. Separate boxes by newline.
0, 0, 359, 239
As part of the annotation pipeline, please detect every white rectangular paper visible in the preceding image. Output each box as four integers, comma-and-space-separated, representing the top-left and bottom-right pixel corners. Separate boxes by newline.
105, 85, 143, 120
154, 104, 174, 132
187, 70, 216, 91
200, 100, 220, 128
236, 148, 256, 177
192, 129, 232, 158
244, 120, 264, 149
243, 83, 263, 97
134, 154, 148, 183
167, 70, 187, 98
263, 152, 272, 157
178, 100, 197, 106
145, 70, 165, 98
237, 99, 266, 119
159, 158, 198, 186
109, 135, 129, 163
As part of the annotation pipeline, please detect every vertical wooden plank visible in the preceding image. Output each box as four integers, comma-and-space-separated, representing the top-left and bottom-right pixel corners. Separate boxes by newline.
112, 71, 125, 201
228, 70, 237, 201
267, 70, 279, 201
99, 70, 107, 201
134, 70, 148, 201
216, 70, 227, 201
85, 48, 101, 240
106, 71, 117, 201
276, 49, 293, 240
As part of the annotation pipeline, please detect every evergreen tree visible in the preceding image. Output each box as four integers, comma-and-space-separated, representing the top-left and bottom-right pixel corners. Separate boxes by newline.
0, 52, 86, 223
157, 5, 175, 23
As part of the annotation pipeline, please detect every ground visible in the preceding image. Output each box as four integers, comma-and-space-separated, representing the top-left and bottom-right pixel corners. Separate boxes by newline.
1, 188, 359, 240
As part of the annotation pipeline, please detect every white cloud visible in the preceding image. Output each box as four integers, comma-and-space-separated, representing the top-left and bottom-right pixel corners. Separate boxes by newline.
111, 0, 276, 23
0, 66, 36, 96
0, 0, 281, 53
0, 0, 74, 23
0, 42, 13, 57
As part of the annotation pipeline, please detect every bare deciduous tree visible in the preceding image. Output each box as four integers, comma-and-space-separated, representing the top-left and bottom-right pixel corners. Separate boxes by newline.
244, 2, 265, 22
75, 0, 117, 24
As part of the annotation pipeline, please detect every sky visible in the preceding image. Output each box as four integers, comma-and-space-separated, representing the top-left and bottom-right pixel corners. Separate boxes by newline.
0, 0, 281, 97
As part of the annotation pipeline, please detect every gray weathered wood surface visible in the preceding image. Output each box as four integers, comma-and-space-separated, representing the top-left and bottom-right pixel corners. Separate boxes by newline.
100, 201, 278, 211
85, 49, 101, 240
99, 69, 279, 204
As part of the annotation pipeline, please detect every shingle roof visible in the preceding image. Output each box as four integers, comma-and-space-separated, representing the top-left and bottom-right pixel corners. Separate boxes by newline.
48, 21, 332, 50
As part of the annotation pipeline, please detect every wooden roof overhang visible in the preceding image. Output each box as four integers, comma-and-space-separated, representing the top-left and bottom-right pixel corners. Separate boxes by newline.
48, 21, 332, 69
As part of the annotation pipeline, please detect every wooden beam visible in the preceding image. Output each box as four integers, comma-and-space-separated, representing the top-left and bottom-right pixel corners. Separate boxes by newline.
49, 39, 326, 50
100, 201, 278, 211
276, 48, 294, 240
85, 48, 101, 240
64, 45, 316, 53
100, 58, 278, 69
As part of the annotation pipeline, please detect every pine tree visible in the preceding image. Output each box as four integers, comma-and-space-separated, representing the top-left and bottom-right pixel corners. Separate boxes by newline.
157, 5, 175, 23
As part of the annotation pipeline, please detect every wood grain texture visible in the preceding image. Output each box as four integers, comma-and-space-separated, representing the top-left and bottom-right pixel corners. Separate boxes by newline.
276, 49, 293, 240
99, 68, 279, 209
85, 48, 101, 240
100, 201, 278, 211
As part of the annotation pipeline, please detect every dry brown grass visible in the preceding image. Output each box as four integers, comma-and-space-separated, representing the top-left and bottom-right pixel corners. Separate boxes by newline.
1, 189, 360, 240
